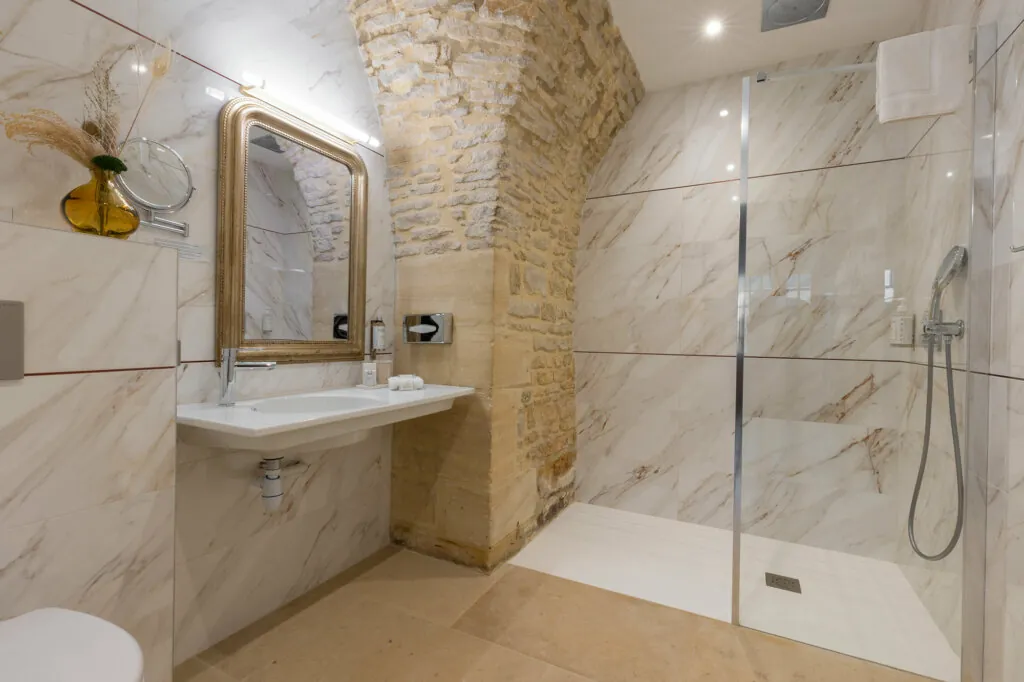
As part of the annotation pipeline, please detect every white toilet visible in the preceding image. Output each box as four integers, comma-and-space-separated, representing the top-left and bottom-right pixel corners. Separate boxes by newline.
0, 608, 144, 682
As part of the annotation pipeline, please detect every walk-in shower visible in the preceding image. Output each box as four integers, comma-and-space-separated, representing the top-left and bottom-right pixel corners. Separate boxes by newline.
556, 20, 994, 682
909, 246, 967, 562
735, 50, 977, 682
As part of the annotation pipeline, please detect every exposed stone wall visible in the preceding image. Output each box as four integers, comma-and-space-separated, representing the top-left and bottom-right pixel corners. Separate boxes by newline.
278, 139, 354, 339
280, 139, 353, 263
349, 0, 643, 568
494, 0, 644, 532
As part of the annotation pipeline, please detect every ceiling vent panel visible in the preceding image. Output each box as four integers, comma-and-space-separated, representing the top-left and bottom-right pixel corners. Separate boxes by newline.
762, 0, 830, 32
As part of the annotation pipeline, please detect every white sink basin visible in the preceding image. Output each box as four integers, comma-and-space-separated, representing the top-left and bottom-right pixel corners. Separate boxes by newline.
254, 395, 387, 414
177, 385, 474, 453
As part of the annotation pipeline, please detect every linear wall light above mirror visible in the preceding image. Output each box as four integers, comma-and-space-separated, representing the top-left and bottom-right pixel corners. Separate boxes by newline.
240, 84, 382, 149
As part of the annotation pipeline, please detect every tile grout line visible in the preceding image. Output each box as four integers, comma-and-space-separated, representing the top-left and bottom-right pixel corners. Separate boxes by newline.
22, 364, 177, 377
586, 155, 923, 202
572, 349, 1021, 381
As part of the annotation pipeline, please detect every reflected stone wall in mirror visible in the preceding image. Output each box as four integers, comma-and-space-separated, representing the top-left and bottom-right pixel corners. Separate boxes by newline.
244, 126, 353, 342
218, 97, 367, 364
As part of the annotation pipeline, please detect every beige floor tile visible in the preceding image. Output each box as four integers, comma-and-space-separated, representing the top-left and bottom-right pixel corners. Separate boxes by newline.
193, 548, 398, 679
174, 657, 237, 682
539, 669, 596, 682
343, 549, 508, 626
737, 626, 932, 682
454, 566, 760, 682
239, 593, 585, 682
863, 661, 937, 682
738, 628, 869, 682
185, 546, 929, 682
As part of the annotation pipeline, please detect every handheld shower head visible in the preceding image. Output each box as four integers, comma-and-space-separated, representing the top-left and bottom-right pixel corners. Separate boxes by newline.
933, 246, 968, 293
929, 246, 968, 320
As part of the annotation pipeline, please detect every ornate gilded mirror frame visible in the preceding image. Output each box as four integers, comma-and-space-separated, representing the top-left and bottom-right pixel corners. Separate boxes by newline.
216, 97, 368, 364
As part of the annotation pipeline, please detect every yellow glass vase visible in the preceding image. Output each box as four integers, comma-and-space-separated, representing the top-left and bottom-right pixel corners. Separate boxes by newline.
61, 168, 140, 239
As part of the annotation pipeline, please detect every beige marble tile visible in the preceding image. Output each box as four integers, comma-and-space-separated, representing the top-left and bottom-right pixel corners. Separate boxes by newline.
745, 358, 907, 430
175, 360, 363, 405
575, 354, 734, 523
924, 0, 1024, 57
173, 428, 391, 663
363, 150, 397, 352
580, 182, 738, 250
903, 152, 972, 370
174, 657, 236, 682
591, 44, 932, 199
743, 159, 918, 362
138, 0, 381, 142
342, 550, 508, 627
0, 0, 150, 231
178, 550, 940, 682
742, 417, 902, 559
575, 244, 681, 355
588, 74, 741, 197
124, 55, 230, 359
0, 369, 175, 527
576, 183, 738, 355
455, 567, 932, 682
992, 23, 1024, 381
747, 160, 911, 240
73, 0, 139, 29
175, 427, 387, 557
1, 0, 394, 368
0, 221, 177, 372
749, 45, 933, 177
0, 489, 175, 682
206, 591, 584, 682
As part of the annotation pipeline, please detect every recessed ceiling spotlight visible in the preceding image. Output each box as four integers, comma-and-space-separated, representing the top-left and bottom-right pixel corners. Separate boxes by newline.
704, 18, 724, 37
727, 164, 736, 172
720, 109, 729, 117
947, 171, 955, 178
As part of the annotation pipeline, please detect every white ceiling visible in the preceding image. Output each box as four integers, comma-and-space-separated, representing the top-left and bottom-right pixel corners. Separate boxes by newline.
608, 0, 928, 91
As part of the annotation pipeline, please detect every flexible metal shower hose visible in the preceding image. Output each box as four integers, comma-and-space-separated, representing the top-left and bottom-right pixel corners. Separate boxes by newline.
908, 335, 965, 562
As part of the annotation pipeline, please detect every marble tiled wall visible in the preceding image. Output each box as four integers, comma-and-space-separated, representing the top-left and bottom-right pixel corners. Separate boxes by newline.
0, 0, 396, 673
0, 223, 178, 682
0, 0, 394, 363
577, 38, 975, 656
982, 3, 1024, 679
244, 156, 315, 341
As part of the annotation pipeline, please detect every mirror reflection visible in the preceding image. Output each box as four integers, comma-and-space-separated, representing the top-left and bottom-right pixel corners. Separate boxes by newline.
119, 138, 193, 210
244, 125, 353, 342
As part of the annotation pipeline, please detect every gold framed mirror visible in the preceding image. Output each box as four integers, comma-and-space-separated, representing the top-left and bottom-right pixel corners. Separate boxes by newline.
216, 97, 367, 364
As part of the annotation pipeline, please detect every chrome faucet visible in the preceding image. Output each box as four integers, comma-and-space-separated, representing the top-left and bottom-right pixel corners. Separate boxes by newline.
219, 348, 276, 406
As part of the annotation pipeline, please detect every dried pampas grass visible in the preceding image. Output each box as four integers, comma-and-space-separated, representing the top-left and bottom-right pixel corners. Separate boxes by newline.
1, 44, 178, 172
150, 41, 175, 80
0, 109, 104, 168
84, 57, 121, 156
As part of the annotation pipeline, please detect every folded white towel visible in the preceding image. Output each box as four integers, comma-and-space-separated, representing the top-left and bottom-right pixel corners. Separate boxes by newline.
876, 25, 971, 124
388, 374, 425, 391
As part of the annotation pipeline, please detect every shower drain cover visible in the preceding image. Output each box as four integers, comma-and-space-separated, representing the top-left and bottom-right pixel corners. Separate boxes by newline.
765, 572, 802, 594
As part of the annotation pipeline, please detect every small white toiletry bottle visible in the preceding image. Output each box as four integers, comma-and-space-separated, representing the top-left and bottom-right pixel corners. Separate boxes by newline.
890, 301, 915, 347
362, 361, 378, 387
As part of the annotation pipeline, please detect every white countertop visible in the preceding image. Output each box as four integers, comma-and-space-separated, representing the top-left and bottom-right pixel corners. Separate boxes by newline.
177, 384, 475, 438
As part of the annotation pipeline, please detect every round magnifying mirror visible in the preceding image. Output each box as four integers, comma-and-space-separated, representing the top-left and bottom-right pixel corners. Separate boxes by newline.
117, 138, 194, 212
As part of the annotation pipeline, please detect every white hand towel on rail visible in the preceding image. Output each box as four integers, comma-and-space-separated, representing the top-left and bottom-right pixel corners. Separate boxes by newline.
876, 25, 970, 124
